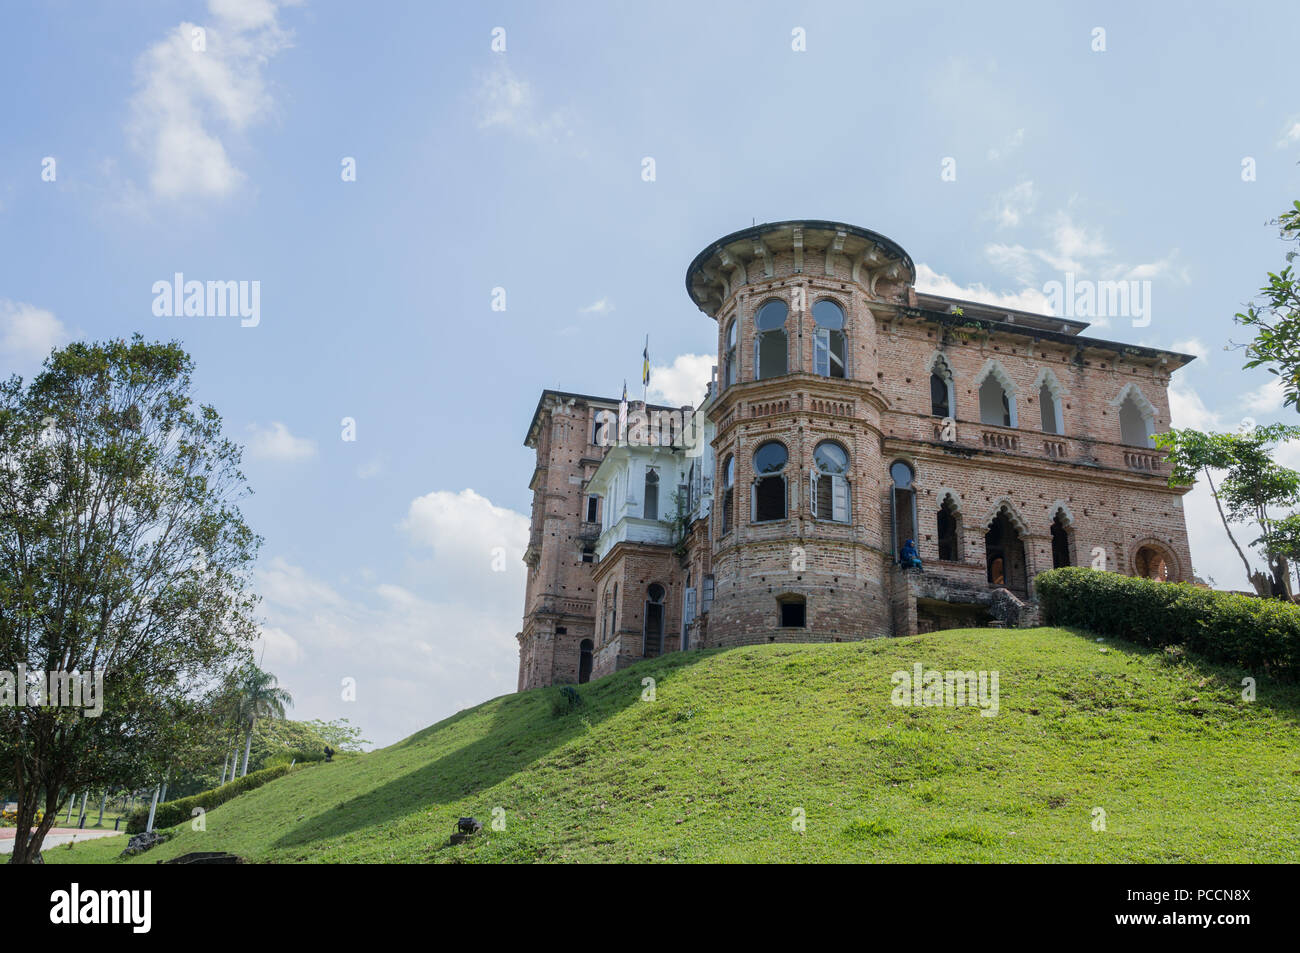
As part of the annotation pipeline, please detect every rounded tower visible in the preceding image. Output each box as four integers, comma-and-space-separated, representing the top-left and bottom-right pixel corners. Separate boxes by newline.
685, 221, 916, 646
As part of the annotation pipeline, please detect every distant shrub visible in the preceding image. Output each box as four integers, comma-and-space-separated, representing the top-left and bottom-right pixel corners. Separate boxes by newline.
1035, 567, 1300, 679
126, 763, 302, 833
550, 686, 584, 717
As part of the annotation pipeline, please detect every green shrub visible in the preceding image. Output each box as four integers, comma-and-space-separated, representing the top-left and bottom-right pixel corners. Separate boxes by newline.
125, 762, 306, 834
550, 685, 584, 717
1035, 567, 1300, 678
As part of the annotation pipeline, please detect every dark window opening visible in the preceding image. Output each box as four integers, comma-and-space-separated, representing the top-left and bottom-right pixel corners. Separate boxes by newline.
581, 545, 595, 564
585, 495, 599, 523
1051, 513, 1071, 569
930, 368, 951, 418
937, 500, 960, 561
578, 639, 593, 684
779, 598, 806, 628
644, 469, 659, 521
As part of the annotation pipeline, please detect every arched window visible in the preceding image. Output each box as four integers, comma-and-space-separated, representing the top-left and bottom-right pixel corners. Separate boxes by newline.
754, 300, 788, 379
578, 639, 593, 683
811, 440, 850, 523
930, 356, 954, 418
937, 494, 961, 561
643, 468, 659, 520
721, 455, 735, 535
723, 320, 737, 388
1134, 544, 1171, 581
1039, 381, 1063, 434
985, 505, 1027, 596
1119, 391, 1154, 447
752, 441, 788, 522
813, 300, 846, 378
643, 583, 666, 657
979, 374, 1014, 427
889, 461, 917, 559
1051, 511, 1072, 568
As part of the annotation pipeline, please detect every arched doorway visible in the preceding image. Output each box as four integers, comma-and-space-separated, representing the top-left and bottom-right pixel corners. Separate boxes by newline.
985, 509, 1027, 596
643, 584, 666, 657
578, 639, 593, 684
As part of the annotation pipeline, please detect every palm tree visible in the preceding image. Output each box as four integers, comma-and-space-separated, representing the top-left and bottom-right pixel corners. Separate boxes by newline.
237, 666, 294, 777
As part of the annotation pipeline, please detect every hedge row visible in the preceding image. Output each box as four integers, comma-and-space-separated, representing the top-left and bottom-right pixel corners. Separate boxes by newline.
126, 763, 300, 834
1035, 567, 1300, 678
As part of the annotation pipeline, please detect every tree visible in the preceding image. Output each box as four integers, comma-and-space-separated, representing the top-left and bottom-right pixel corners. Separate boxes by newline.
1155, 423, 1300, 596
302, 717, 371, 752
1236, 200, 1300, 409
236, 664, 293, 777
0, 337, 260, 863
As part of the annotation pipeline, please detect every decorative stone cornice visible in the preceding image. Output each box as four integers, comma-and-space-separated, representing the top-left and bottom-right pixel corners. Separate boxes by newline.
685, 220, 915, 317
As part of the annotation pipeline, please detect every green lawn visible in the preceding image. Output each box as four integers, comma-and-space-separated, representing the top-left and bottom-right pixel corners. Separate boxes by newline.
46, 627, 1300, 864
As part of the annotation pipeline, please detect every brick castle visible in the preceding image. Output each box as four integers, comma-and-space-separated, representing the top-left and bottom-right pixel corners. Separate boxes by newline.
516, 220, 1195, 691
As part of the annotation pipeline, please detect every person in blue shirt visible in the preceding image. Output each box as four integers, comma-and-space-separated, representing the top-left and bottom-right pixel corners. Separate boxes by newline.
900, 538, 922, 570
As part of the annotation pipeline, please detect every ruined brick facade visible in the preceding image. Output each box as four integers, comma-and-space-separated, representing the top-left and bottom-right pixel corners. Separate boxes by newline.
516, 221, 1196, 691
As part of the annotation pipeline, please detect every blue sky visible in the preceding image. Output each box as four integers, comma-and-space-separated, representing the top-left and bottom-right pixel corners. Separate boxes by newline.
2, 0, 1298, 745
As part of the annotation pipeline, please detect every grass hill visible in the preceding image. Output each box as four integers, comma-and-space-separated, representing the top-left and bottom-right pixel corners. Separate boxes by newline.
49, 627, 1300, 864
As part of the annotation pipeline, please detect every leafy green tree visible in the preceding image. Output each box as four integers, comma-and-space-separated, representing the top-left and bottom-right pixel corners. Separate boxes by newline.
1236, 200, 1300, 409
236, 664, 293, 777
0, 337, 260, 863
302, 717, 371, 752
1155, 423, 1300, 596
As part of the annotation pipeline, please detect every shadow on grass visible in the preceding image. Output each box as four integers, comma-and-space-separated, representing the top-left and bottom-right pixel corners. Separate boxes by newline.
271, 649, 713, 851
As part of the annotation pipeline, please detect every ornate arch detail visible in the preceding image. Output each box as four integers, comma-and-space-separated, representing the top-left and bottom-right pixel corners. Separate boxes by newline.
935, 487, 964, 513
973, 358, 1018, 395
983, 497, 1029, 535
1048, 500, 1076, 527
1109, 381, 1156, 419
1033, 366, 1067, 398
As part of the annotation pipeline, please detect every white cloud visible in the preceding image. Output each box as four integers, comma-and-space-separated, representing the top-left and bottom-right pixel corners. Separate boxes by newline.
475, 65, 577, 147
1168, 379, 1221, 431
648, 353, 713, 407
579, 298, 614, 316
1277, 115, 1300, 149
0, 300, 69, 367
357, 459, 384, 479
1242, 376, 1286, 414
1171, 337, 1209, 364
991, 180, 1034, 228
127, 0, 296, 199
245, 421, 317, 461
987, 128, 1024, 162
914, 263, 1053, 314
245, 489, 531, 745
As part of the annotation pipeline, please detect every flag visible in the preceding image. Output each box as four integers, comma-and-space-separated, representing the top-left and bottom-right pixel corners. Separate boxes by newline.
621, 379, 628, 403
642, 336, 650, 387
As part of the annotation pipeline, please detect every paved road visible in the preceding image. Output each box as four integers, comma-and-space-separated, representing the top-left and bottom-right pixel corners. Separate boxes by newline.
0, 827, 123, 854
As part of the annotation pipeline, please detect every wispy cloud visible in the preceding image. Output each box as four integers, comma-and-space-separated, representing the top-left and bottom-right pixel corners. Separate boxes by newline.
579, 297, 614, 315
475, 64, 579, 150
987, 127, 1024, 162
127, 0, 298, 200
0, 299, 70, 370
991, 180, 1035, 229
914, 263, 1053, 314
245, 421, 317, 461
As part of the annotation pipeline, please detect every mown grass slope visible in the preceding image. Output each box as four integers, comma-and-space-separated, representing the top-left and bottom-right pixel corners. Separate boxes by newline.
48, 627, 1300, 864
